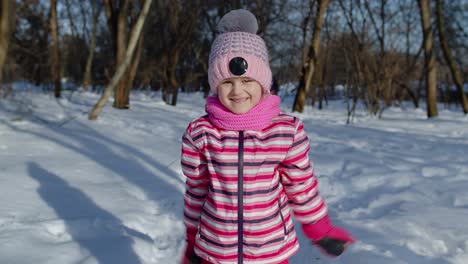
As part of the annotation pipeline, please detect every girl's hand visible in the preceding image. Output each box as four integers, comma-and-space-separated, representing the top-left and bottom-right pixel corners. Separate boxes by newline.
302, 215, 355, 257
313, 224, 355, 257
188, 254, 203, 264
315, 236, 352, 257
182, 227, 199, 264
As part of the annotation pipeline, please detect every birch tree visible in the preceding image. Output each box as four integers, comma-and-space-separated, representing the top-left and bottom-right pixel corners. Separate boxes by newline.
293, 0, 330, 113
89, 0, 152, 120
418, 0, 438, 117
82, 0, 102, 91
102, 0, 146, 109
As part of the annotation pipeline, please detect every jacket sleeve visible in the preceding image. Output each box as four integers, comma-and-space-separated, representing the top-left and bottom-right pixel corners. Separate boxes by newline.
278, 118, 328, 225
181, 125, 209, 232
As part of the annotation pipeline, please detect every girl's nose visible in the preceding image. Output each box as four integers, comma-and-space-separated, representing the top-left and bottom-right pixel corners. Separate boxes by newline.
231, 81, 243, 94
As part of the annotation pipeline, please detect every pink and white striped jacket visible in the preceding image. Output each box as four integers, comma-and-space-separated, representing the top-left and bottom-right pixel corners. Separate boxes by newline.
181, 113, 328, 264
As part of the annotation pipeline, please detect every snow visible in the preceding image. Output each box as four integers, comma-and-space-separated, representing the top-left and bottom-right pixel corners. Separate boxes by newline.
1, 86, 468, 264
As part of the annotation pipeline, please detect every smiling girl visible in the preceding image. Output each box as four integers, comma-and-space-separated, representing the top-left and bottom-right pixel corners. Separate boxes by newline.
180, 9, 354, 264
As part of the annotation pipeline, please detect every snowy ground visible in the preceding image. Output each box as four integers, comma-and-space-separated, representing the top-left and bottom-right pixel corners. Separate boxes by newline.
1, 84, 468, 264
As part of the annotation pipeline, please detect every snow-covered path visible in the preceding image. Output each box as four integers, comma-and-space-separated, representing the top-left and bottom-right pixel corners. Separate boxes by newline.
1, 88, 467, 263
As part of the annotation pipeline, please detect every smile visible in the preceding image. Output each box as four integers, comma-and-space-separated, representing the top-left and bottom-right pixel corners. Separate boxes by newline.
230, 98, 249, 103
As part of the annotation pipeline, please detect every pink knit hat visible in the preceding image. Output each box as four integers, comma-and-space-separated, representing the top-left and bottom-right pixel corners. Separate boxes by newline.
208, 9, 272, 94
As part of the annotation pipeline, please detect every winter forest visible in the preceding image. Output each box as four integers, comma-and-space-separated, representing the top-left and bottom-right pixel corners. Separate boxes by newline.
1, 0, 468, 264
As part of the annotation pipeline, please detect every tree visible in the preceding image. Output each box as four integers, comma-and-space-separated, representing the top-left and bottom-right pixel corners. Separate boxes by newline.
82, 0, 102, 91
293, 0, 330, 113
418, 0, 438, 118
157, 1, 201, 106
396, 0, 422, 108
50, 0, 62, 98
89, 0, 152, 120
12, 2, 50, 85
0, 0, 14, 84
62, 34, 88, 83
103, 0, 145, 109
436, 0, 468, 114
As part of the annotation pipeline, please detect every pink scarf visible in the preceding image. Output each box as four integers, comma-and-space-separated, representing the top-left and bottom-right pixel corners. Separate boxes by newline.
205, 95, 281, 131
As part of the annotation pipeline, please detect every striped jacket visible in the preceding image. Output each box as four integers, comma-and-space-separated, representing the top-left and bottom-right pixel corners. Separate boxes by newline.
181, 113, 328, 264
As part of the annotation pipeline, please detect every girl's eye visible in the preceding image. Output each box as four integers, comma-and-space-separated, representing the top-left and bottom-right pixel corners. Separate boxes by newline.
242, 79, 253, 83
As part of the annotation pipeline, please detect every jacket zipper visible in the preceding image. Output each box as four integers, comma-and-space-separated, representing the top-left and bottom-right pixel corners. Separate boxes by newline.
238, 131, 244, 264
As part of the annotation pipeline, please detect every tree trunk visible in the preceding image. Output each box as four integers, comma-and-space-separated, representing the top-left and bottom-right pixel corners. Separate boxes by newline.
82, 1, 101, 91
397, 80, 419, 108
418, 0, 438, 118
113, 0, 130, 109
293, 0, 330, 113
436, 0, 468, 114
318, 55, 328, 110
292, 0, 314, 113
0, 0, 13, 84
124, 33, 144, 106
89, 0, 152, 120
50, 0, 62, 98
166, 49, 180, 106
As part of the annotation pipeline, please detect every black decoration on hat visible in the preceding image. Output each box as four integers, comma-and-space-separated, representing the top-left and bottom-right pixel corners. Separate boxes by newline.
229, 57, 248, 76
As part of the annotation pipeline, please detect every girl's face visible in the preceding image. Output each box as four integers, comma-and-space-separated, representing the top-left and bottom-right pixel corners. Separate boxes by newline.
217, 77, 263, 114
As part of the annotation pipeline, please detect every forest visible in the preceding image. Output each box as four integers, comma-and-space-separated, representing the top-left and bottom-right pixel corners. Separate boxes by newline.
0, 0, 467, 120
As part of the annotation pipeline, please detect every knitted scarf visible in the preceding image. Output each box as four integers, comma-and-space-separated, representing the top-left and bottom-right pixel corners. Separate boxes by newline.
205, 95, 281, 131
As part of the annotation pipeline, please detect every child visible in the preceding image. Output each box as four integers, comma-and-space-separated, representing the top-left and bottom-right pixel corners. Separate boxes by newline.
181, 9, 354, 264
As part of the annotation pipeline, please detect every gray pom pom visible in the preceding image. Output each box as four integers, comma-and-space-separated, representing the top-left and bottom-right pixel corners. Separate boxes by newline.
217, 9, 258, 34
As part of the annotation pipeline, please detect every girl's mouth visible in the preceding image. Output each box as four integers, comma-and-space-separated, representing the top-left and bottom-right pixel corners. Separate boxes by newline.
231, 98, 249, 103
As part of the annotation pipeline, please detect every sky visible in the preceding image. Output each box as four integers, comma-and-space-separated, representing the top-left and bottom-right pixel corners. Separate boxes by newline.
0, 83, 468, 264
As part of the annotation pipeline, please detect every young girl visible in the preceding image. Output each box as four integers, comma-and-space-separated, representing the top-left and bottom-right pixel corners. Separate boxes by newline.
181, 9, 354, 264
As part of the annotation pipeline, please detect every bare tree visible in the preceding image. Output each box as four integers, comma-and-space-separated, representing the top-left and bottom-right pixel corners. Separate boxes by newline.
395, 0, 422, 108
104, 0, 129, 108
364, 0, 398, 116
330, 0, 426, 117
293, 0, 330, 113
335, 0, 369, 119
82, 0, 102, 91
102, 0, 145, 109
50, 0, 62, 98
418, 0, 438, 117
0, 0, 14, 84
436, 0, 468, 114
89, 0, 152, 120
157, 1, 201, 106
12, 2, 50, 85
